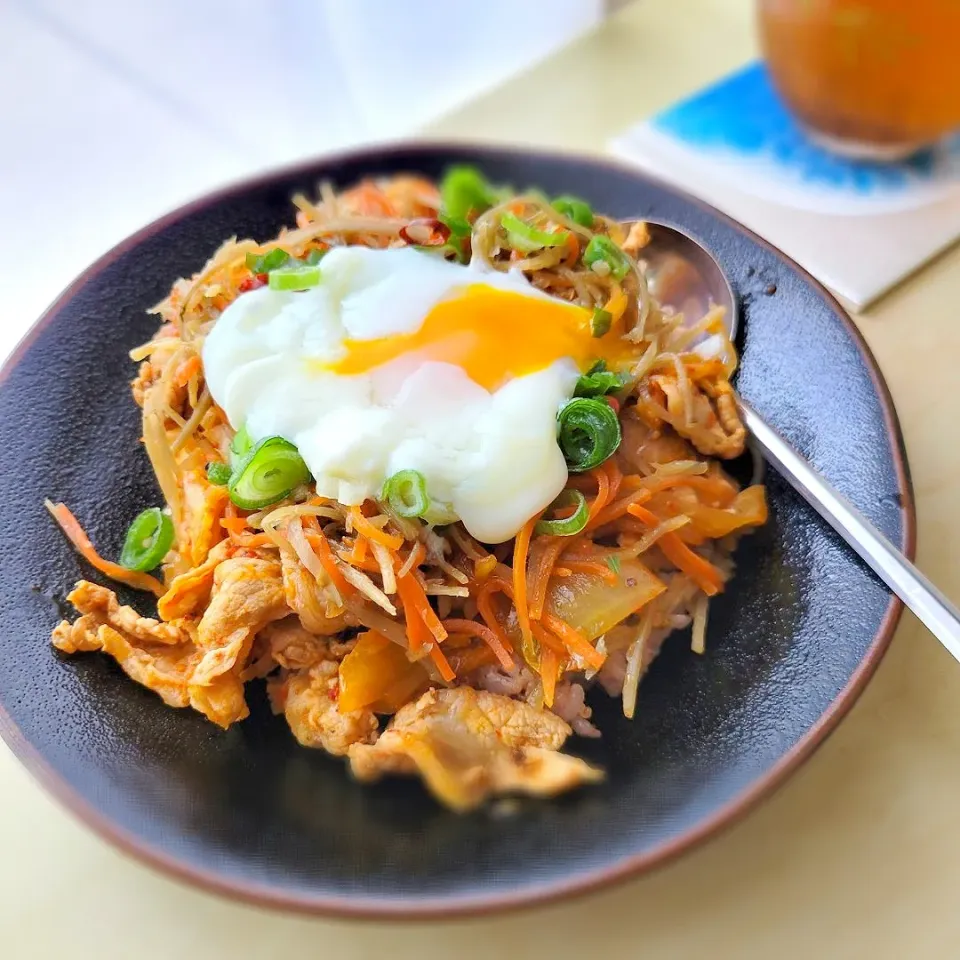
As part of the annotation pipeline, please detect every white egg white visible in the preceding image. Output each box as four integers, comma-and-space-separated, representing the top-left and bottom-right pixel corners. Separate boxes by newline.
202, 247, 578, 543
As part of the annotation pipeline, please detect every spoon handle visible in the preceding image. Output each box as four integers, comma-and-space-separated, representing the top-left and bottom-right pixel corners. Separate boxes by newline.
741, 401, 960, 659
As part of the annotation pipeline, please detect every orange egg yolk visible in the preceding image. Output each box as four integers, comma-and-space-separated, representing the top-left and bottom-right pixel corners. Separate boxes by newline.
327, 284, 638, 390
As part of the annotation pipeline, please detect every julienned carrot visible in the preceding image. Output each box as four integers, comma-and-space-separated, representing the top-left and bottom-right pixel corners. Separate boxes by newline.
533, 628, 561, 708
527, 536, 567, 620
562, 560, 618, 584
220, 516, 249, 536
604, 457, 623, 500
348, 535, 369, 564
45, 500, 165, 597
396, 572, 447, 645
512, 515, 537, 655
540, 650, 560, 708
399, 589, 429, 651
476, 581, 514, 654
475, 575, 603, 674
589, 487, 653, 529
531, 620, 567, 655
626, 503, 724, 595
586, 464, 611, 524
541, 613, 606, 670
308, 530, 354, 596
400, 598, 454, 681
396, 572, 455, 681
427, 643, 456, 683
526, 463, 619, 614
336, 532, 378, 571
348, 506, 403, 552
441, 618, 514, 671
581, 459, 624, 528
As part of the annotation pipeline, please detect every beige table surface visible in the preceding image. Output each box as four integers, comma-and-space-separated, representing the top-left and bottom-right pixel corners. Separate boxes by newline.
5, 2, 960, 957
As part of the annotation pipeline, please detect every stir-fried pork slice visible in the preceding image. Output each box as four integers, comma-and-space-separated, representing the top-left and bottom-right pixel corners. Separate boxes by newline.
280, 551, 355, 636
348, 686, 602, 811
195, 557, 287, 647
157, 540, 231, 621
188, 556, 288, 727
645, 373, 746, 459
53, 581, 187, 649
52, 615, 198, 709
272, 660, 378, 756
181, 469, 230, 566
96, 625, 197, 708
52, 581, 200, 707
243, 618, 357, 681
261, 618, 355, 671
131, 336, 181, 409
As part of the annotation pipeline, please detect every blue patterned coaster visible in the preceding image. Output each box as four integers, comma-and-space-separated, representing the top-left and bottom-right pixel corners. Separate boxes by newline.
611, 62, 960, 307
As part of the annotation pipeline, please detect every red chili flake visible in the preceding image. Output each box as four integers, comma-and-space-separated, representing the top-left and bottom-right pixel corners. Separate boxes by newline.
399, 218, 451, 247
328, 679, 340, 701
605, 395, 621, 414
238, 273, 268, 293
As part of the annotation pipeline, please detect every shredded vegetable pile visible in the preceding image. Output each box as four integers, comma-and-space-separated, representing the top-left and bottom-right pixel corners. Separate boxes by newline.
48, 168, 767, 811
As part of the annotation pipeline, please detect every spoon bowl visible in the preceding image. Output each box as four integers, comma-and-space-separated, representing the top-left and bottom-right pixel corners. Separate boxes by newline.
640, 219, 738, 333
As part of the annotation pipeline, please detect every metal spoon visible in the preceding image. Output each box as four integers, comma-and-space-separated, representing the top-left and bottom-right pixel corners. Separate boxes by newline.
637, 218, 960, 659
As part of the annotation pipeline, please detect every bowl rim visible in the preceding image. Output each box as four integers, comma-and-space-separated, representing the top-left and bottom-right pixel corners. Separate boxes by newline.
0, 140, 915, 920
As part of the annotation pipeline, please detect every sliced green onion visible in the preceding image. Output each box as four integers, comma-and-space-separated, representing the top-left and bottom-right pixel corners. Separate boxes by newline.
119, 507, 174, 572
382, 469, 430, 519
245, 248, 290, 274
605, 554, 622, 575
230, 425, 253, 462
303, 248, 327, 265
552, 195, 594, 227
590, 308, 612, 338
440, 165, 499, 222
206, 462, 233, 486
583, 234, 632, 281
557, 397, 622, 472
534, 490, 589, 536
500, 211, 569, 254
228, 436, 310, 510
432, 214, 472, 263
440, 214, 472, 237
268, 264, 322, 291
574, 360, 626, 398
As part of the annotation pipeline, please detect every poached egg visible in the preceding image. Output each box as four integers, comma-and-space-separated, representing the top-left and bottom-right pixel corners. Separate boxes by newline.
202, 246, 631, 543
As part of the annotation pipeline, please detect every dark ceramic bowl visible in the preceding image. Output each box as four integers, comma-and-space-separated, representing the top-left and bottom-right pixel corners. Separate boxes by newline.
0, 144, 912, 918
